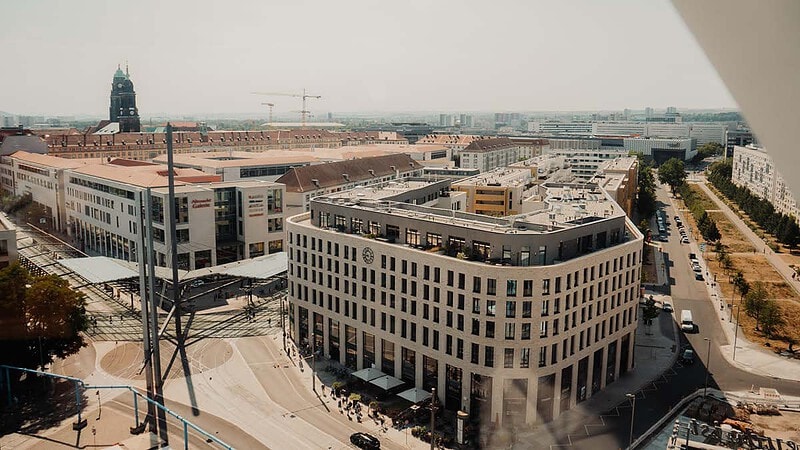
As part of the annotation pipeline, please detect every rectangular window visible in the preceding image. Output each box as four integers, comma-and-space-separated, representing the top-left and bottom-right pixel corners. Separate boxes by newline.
521, 323, 531, 340
473, 276, 481, 293
505, 301, 516, 318
520, 348, 530, 368
504, 348, 514, 368
504, 323, 515, 339
487, 278, 497, 295
486, 300, 496, 316
522, 301, 532, 318
485, 321, 495, 338
506, 280, 517, 297
523, 280, 533, 297
485, 347, 494, 368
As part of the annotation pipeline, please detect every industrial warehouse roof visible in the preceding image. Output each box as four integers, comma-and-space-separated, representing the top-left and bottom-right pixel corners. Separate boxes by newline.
58, 252, 287, 284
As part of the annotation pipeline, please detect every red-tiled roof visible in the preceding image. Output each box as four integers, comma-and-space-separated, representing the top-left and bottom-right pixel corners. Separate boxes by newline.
276, 154, 422, 193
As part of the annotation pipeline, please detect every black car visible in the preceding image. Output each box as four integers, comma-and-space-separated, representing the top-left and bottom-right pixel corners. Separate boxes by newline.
350, 432, 381, 449
681, 349, 695, 364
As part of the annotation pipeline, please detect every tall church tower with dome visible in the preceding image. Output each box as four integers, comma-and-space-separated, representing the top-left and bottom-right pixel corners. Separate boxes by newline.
109, 64, 141, 132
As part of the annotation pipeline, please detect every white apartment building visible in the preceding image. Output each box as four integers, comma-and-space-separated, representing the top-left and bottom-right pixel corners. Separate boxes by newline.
0, 151, 93, 231
528, 122, 593, 134
592, 122, 726, 146
65, 163, 285, 269
287, 179, 643, 426
591, 122, 648, 136
459, 138, 526, 172
543, 147, 629, 180
732, 145, 800, 221
1, 152, 286, 269
0, 214, 17, 269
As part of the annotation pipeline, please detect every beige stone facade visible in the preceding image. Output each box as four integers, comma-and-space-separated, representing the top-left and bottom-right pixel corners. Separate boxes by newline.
287, 181, 643, 426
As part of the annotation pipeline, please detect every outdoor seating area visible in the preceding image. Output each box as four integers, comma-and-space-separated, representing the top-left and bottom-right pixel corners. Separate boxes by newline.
314, 358, 459, 447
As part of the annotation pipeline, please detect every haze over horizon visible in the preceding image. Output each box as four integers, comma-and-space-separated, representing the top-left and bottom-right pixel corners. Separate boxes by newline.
1, 0, 736, 117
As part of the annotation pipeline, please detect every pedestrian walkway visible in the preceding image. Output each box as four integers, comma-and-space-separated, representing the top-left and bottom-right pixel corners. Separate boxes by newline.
695, 180, 800, 297
685, 180, 800, 383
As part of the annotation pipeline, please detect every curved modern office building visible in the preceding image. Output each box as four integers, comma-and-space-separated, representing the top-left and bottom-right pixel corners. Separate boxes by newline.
286, 179, 643, 426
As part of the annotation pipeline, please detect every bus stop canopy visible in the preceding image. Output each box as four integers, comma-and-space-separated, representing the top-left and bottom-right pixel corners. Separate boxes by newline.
57, 252, 287, 284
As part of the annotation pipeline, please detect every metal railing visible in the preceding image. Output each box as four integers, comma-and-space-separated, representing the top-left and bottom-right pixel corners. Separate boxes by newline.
0, 365, 233, 450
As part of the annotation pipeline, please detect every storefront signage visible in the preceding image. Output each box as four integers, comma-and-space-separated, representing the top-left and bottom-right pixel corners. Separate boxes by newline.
191, 198, 212, 209
248, 194, 264, 217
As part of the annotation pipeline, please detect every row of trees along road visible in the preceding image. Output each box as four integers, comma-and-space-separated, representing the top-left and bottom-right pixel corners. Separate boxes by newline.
0, 262, 89, 370
707, 160, 800, 251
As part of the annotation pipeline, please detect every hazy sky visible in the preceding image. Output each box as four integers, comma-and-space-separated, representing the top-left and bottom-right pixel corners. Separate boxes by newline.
1, 0, 736, 116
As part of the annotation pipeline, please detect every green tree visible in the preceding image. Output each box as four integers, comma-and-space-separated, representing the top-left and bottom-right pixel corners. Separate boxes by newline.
732, 271, 749, 302
694, 142, 724, 161
759, 300, 784, 338
744, 281, 768, 329
703, 220, 721, 242
632, 153, 657, 218
657, 158, 687, 193
641, 296, 661, 331
0, 264, 88, 369
0, 262, 32, 340
720, 253, 733, 274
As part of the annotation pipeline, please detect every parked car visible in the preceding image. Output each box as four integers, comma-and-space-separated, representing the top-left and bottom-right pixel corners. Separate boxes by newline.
688, 253, 698, 261
681, 349, 695, 364
662, 302, 674, 313
695, 272, 704, 281
692, 262, 702, 272
674, 215, 680, 222
681, 237, 689, 244
350, 432, 381, 449
190, 279, 205, 288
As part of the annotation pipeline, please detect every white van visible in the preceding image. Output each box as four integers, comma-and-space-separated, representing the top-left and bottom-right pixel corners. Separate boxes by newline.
681, 310, 694, 332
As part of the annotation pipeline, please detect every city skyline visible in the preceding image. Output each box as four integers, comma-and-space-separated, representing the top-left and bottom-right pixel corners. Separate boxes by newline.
2, 0, 735, 116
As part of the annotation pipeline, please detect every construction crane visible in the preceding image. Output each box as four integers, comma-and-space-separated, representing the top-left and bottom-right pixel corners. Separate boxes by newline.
261, 103, 275, 125
251, 88, 321, 128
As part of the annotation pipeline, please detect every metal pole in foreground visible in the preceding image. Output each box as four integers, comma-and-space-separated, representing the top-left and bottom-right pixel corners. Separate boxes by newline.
312, 338, 316, 392
281, 295, 287, 353
430, 387, 436, 450
703, 338, 711, 397
626, 393, 636, 448
733, 305, 741, 360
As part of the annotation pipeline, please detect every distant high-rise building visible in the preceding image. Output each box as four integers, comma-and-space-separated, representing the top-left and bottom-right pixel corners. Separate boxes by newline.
439, 114, 454, 127
644, 107, 654, 119
459, 114, 473, 128
109, 65, 141, 132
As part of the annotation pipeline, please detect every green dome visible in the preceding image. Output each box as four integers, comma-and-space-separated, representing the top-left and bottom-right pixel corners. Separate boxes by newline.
113, 67, 126, 79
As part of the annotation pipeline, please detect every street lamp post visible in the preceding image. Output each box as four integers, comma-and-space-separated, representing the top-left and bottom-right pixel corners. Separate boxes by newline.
280, 295, 287, 353
626, 393, 636, 448
703, 338, 712, 397
430, 387, 436, 450
311, 339, 316, 392
733, 305, 741, 360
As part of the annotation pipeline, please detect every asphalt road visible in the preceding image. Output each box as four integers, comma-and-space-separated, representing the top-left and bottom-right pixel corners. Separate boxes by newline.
655, 181, 800, 396
530, 180, 800, 450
